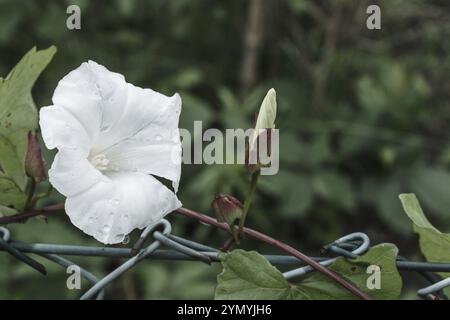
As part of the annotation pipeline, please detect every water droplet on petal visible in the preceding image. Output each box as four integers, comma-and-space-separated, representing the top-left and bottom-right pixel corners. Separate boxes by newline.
109, 198, 119, 206
88, 217, 95, 224
155, 134, 162, 141
103, 225, 110, 233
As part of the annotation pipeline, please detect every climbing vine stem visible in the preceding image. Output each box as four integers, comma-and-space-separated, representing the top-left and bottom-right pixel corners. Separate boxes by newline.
238, 170, 260, 235
0, 203, 370, 300
175, 207, 371, 300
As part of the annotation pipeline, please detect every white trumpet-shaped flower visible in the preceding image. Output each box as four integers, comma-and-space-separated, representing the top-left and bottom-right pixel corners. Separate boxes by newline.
39, 61, 182, 244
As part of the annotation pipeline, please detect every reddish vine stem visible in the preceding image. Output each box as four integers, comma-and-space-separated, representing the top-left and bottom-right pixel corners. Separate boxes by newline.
175, 207, 371, 300
0, 204, 371, 300
0, 203, 64, 224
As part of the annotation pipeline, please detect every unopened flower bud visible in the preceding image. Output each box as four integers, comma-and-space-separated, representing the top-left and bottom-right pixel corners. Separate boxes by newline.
25, 131, 47, 182
246, 88, 277, 173
246, 128, 273, 173
212, 194, 243, 225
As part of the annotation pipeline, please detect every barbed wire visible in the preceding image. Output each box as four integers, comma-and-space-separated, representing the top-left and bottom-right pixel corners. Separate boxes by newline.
1, 221, 450, 300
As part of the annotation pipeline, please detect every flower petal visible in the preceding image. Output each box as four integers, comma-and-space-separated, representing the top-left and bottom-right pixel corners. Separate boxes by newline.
53, 60, 182, 190
39, 105, 92, 156
52, 61, 129, 141
102, 94, 182, 190
48, 148, 103, 197
92, 85, 181, 153
65, 172, 182, 244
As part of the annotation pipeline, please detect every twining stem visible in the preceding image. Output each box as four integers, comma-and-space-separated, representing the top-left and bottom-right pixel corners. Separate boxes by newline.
1, 203, 371, 300
0, 203, 64, 224
175, 207, 371, 300
231, 225, 240, 244
238, 170, 260, 235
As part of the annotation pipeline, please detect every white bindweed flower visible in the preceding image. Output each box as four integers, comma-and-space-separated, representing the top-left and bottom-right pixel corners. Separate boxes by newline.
39, 61, 182, 244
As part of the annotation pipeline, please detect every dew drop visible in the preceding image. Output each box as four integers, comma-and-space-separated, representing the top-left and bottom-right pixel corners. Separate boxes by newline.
103, 225, 111, 233
109, 198, 120, 206
155, 134, 162, 141
88, 217, 95, 224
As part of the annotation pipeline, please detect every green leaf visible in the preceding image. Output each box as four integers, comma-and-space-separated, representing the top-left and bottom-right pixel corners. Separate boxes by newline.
0, 204, 18, 217
215, 250, 291, 300
215, 246, 401, 300
0, 46, 56, 190
399, 193, 450, 278
399, 193, 438, 231
0, 174, 27, 211
296, 243, 402, 300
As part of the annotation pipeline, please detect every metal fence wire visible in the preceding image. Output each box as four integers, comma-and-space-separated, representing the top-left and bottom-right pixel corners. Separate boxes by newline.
1, 220, 450, 300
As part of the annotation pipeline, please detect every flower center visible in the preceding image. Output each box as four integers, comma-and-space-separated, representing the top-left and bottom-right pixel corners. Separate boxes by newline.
89, 153, 111, 172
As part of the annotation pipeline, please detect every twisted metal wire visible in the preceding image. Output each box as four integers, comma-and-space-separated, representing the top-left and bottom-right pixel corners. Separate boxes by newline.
1, 223, 450, 300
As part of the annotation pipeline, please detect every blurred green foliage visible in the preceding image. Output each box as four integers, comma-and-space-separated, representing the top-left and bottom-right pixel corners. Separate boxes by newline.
1, 0, 450, 299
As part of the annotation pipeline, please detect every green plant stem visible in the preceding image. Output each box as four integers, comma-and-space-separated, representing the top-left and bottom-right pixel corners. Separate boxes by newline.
24, 178, 36, 210
238, 170, 260, 235
231, 224, 239, 244
31, 184, 53, 208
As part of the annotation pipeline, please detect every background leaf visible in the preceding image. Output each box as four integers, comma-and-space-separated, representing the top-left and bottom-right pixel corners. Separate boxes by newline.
0, 46, 56, 191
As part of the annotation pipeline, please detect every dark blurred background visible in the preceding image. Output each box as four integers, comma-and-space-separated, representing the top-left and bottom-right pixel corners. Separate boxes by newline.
1, 0, 450, 299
